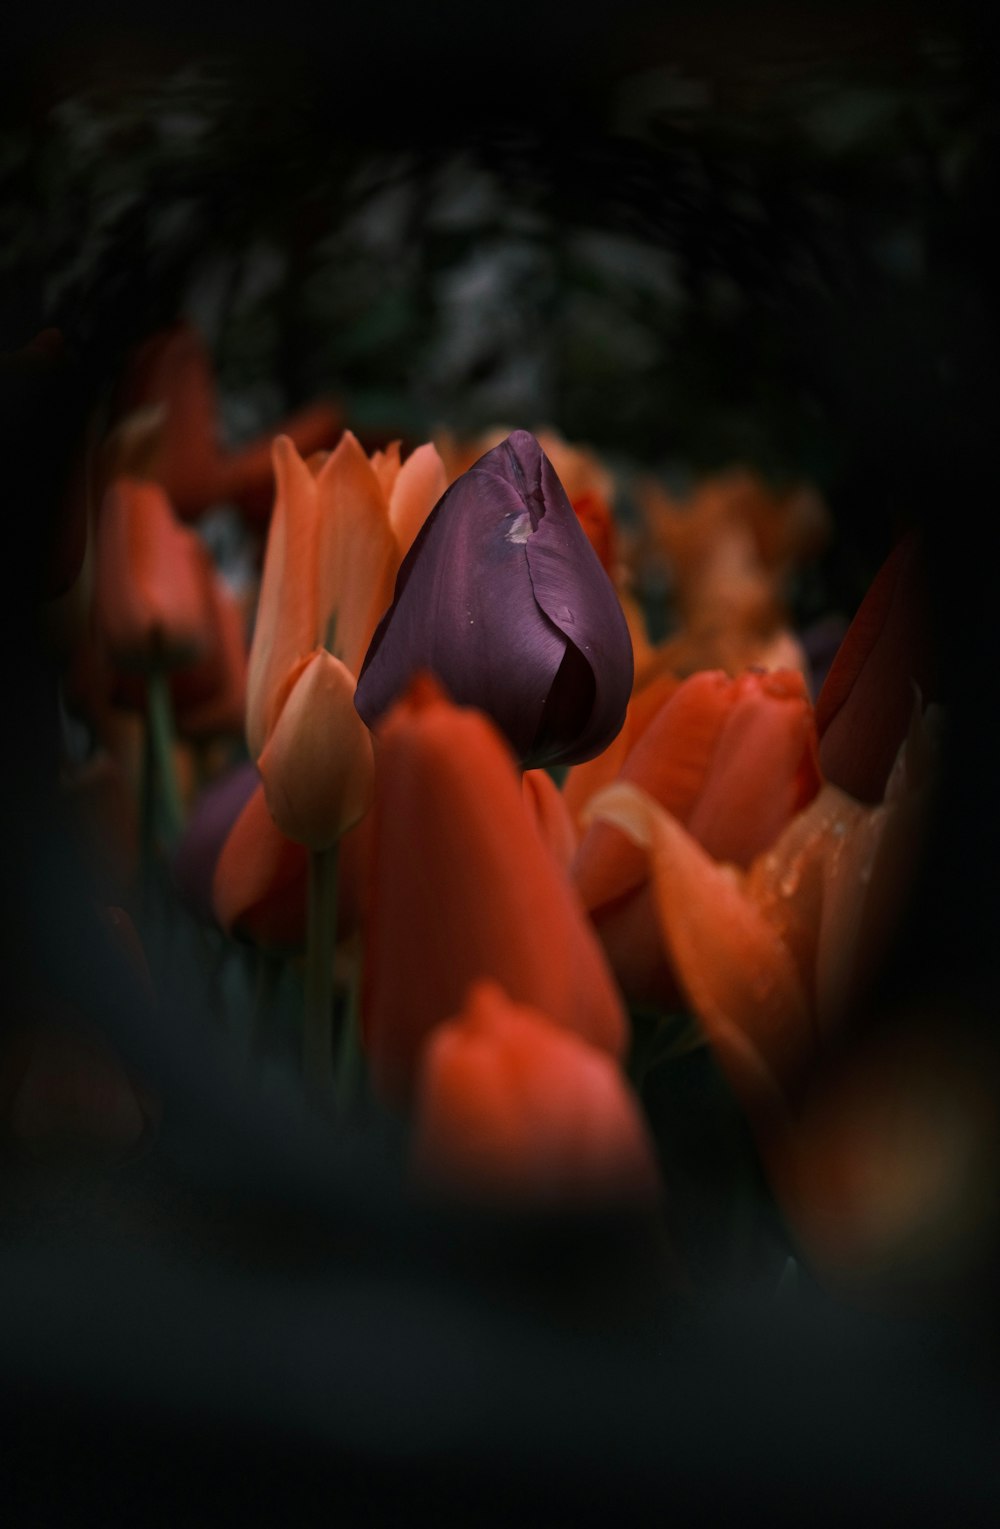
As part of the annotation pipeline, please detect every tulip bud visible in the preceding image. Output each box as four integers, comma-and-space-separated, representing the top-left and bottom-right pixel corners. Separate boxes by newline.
411, 981, 661, 1209
355, 430, 633, 770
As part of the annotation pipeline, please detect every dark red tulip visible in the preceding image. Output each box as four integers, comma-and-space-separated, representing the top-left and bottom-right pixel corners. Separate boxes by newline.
355, 431, 633, 770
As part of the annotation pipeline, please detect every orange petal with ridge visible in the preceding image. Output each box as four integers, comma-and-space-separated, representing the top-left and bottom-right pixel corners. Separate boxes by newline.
313, 430, 399, 678
588, 781, 810, 1114
388, 441, 448, 559
245, 435, 322, 756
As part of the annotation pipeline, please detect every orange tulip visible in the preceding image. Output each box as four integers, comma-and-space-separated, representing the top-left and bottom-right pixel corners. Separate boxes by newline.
411, 980, 660, 1209
93, 477, 214, 669
585, 697, 939, 1118
631, 467, 826, 689
637, 466, 829, 628
246, 431, 446, 849
571, 667, 821, 1007
816, 530, 936, 804
211, 777, 370, 950
108, 537, 248, 738
362, 676, 628, 1106
212, 780, 309, 949
521, 768, 578, 871
118, 322, 341, 523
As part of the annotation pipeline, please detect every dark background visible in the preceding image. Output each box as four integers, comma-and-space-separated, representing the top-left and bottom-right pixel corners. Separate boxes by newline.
2, 3, 999, 1522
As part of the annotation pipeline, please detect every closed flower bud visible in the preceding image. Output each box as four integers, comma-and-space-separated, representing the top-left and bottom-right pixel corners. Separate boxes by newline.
355, 430, 633, 770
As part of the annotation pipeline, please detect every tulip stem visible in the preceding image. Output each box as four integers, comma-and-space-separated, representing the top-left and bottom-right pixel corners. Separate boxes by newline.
252, 948, 283, 1059
146, 665, 184, 848
303, 844, 339, 1105
334, 936, 363, 1114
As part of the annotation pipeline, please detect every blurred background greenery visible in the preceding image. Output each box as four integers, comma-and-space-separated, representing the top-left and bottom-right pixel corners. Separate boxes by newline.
3, 3, 994, 616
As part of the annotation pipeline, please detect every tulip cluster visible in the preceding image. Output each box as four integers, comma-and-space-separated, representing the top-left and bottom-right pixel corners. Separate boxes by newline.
31, 319, 953, 1292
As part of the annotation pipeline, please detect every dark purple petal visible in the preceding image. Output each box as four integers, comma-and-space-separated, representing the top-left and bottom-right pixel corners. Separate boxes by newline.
355, 430, 632, 768
526, 448, 633, 763
171, 760, 259, 922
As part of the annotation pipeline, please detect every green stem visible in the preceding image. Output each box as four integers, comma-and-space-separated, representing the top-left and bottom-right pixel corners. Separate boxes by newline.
146, 665, 184, 847
252, 948, 283, 1059
139, 690, 159, 904
335, 938, 364, 1114
303, 844, 339, 1103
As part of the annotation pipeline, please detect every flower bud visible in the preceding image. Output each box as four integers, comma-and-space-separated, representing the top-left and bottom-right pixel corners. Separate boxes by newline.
355, 431, 633, 770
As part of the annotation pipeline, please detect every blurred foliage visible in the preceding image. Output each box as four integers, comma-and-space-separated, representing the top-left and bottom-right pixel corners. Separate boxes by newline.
1, 9, 994, 614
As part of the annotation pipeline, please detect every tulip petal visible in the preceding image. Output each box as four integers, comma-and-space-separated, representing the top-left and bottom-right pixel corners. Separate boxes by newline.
172, 761, 260, 922
94, 478, 214, 668
356, 463, 567, 761
212, 782, 308, 948
816, 530, 935, 803
258, 648, 375, 849
574, 668, 819, 918
245, 435, 321, 757
356, 431, 632, 769
522, 769, 578, 870
389, 441, 449, 559
313, 430, 399, 678
524, 442, 633, 761
589, 782, 809, 1112
363, 677, 628, 1105
411, 980, 660, 1208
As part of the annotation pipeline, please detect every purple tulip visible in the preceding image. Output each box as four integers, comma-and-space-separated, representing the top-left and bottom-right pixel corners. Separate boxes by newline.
355, 431, 633, 769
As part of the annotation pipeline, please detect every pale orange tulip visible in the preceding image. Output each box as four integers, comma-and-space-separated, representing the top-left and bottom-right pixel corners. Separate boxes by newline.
245, 430, 446, 849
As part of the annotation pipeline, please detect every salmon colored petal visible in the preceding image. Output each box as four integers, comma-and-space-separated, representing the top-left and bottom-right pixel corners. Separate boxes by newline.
212, 782, 309, 949
574, 668, 818, 918
258, 648, 375, 849
684, 669, 821, 864
245, 435, 320, 757
94, 478, 213, 667
411, 979, 660, 1208
363, 676, 628, 1106
314, 430, 399, 677
745, 783, 871, 1014
562, 668, 681, 830
588, 782, 809, 1113
522, 769, 578, 870
388, 441, 448, 559
580, 884, 683, 1012
369, 439, 402, 503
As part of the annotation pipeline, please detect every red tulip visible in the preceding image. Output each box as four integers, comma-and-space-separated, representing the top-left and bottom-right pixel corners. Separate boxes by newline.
816, 530, 936, 803
118, 323, 341, 523
212, 781, 309, 949
93, 478, 214, 669
362, 676, 628, 1106
411, 980, 660, 1209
